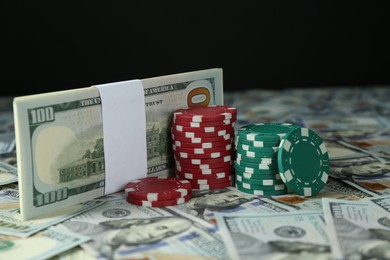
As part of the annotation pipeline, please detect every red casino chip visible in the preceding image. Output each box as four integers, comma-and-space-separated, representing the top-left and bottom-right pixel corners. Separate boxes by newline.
127, 193, 192, 207
172, 133, 232, 143
175, 154, 233, 165
190, 180, 234, 190
175, 159, 233, 170
182, 175, 234, 185
176, 164, 232, 175
172, 119, 235, 128
173, 143, 232, 155
174, 149, 233, 159
173, 124, 234, 134
125, 177, 192, 201
173, 138, 233, 149
176, 170, 234, 181
173, 105, 237, 122
171, 127, 234, 138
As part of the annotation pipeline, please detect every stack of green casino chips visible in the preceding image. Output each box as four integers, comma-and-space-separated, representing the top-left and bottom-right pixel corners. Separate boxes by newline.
234, 122, 330, 197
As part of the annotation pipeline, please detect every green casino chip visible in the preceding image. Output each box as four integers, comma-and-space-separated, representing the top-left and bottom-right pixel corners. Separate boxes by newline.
235, 157, 278, 170
236, 147, 278, 159
236, 153, 277, 165
238, 122, 299, 142
277, 127, 329, 196
234, 161, 278, 175
235, 168, 281, 180
236, 179, 286, 191
236, 174, 284, 186
235, 183, 289, 196
235, 136, 280, 148
237, 143, 279, 154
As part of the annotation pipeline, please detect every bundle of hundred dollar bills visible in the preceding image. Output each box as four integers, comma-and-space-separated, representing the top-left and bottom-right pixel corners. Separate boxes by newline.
13, 68, 223, 220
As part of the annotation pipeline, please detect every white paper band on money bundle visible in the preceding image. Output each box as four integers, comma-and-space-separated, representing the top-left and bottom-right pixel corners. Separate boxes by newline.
94, 80, 147, 194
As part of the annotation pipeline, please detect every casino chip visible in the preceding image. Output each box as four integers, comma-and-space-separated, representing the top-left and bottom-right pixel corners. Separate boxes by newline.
238, 122, 299, 142
174, 105, 237, 122
127, 193, 192, 207
234, 122, 296, 197
172, 105, 237, 190
125, 177, 192, 202
277, 127, 329, 196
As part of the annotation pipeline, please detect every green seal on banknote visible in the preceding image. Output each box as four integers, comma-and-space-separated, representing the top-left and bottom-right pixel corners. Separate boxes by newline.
0, 240, 14, 251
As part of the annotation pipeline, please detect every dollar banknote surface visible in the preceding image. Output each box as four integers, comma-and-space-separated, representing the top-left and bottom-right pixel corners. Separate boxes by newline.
364, 194, 390, 215
141, 68, 223, 176
13, 68, 223, 220
59, 198, 230, 260
215, 211, 331, 260
322, 198, 390, 260
0, 161, 17, 185
0, 226, 90, 259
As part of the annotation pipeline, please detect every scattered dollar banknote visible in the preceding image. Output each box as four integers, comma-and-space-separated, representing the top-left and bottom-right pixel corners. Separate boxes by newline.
214, 211, 331, 260
59, 198, 230, 260
0, 200, 104, 238
0, 161, 17, 185
0, 226, 90, 259
364, 194, 390, 215
322, 198, 390, 260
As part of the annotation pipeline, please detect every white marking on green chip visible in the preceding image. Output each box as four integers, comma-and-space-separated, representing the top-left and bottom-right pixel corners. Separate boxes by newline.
253, 141, 264, 147
301, 128, 309, 137
321, 172, 329, 183
242, 144, 249, 151
303, 187, 312, 196
283, 140, 292, 152
284, 170, 293, 182
319, 143, 327, 154
246, 168, 254, 174
247, 151, 255, 157
247, 133, 255, 141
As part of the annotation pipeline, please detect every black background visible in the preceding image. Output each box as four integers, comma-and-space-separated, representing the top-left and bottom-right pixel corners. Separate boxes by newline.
2, 1, 390, 96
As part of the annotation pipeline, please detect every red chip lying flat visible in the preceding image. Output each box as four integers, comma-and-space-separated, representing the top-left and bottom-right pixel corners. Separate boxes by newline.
125, 177, 192, 201
127, 193, 192, 207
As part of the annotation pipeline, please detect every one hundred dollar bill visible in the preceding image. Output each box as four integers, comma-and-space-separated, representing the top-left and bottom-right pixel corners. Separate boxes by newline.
0, 160, 18, 185
322, 198, 390, 260
0, 200, 104, 238
214, 211, 331, 260
13, 69, 223, 220
0, 226, 90, 260
60, 198, 230, 260
364, 194, 390, 215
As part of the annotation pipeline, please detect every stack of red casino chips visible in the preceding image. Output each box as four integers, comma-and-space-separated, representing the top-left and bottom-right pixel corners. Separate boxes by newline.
171, 105, 237, 190
125, 176, 192, 207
